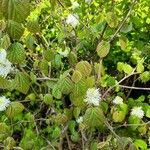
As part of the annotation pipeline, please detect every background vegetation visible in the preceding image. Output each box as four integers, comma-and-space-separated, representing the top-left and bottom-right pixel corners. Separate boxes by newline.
0, 0, 150, 149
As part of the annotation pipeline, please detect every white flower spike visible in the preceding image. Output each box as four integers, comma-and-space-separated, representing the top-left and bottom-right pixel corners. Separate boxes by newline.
84, 88, 101, 106
113, 96, 123, 105
0, 49, 12, 78
131, 106, 144, 119
76, 116, 83, 123
66, 14, 79, 28
0, 96, 11, 111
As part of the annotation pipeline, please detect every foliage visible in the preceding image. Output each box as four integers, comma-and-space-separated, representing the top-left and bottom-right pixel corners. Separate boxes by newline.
0, 0, 150, 149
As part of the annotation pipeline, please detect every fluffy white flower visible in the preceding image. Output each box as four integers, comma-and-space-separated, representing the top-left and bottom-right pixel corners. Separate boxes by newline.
0, 49, 12, 78
66, 14, 79, 28
84, 88, 101, 106
76, 116, 83, 123
113, 96, 123, 105
85, 0, 92, 4
71, 1, 79, 9
0, 96, 11, 111
131, 106, 144, 119
58, 47, 70, 57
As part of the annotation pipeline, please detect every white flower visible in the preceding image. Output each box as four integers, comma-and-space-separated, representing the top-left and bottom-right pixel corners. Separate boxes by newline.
58, 47, 70, 57
131, 106, 144, 119
0, 49, 12, 78
113, 96, 123, 105
66, 14, 79, 28
84, 88, 101, 106
0, 96, 11, 111
85, 0, 91, 4
71, 1, 79, 9
76, 116, 83, 123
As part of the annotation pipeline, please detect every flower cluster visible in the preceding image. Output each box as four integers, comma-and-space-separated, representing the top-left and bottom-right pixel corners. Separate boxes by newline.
130, 106, 144, 119
76, 116, 83, 123
0, 49, 12, 78
113, 96, 123, 105
0, 96, 11, 111
66, 14, 79, 28
84, 88, 101, 106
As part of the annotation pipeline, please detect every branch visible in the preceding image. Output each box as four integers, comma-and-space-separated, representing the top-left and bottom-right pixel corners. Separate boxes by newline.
109, 0, 137, 42
119, 85, 150, 90
102, 71, 139, 98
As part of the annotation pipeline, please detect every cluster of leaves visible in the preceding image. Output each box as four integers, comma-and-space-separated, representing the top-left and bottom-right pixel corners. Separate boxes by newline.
0, 0, 150, 149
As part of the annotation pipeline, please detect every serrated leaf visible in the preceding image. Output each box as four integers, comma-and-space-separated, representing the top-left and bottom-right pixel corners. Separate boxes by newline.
14, 72, 30, 94
1, 0, 30, 22
27, 17, 40, 33
106, 12, 118, 28
68, 51, 78, 66
7, 20, 24, 40
84, 107, 105, 127
52, 84, 62, 99
0, 123, 10, 141
6, 102, 24, 118
7, 42, 26, 64
72, 79, 87, 97
0, 77, 11, 89
71, 70, 82, 83
96, 41, 110, 58
39, 59, 49, 76
119, 36, 128, 50
75, 61, 92, 77
0, 34, 10, 49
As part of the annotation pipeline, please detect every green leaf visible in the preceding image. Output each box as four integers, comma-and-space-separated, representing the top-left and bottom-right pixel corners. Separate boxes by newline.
1, 0, 30, 22
112, 111, 126, 123
123, 63, 134, 75
140, 71, 150, 83
134, 139, 147, 150
7, 20, 24, 40
27, 17, 40, 33
75, 61, 92, 77
0, 34, 10, 49
68, 51, 78, 66
106, 12, 118, 28
119, 36, 128, 50
71, 70, 82, 83
128, 116, 141, 130
0, 77, 11, 89
14, 72, 30, 94
6, 102, 24, 118
84, 107, 105, 127
52, 84, 62, 99
43, 94, 53, 105
39, 59, 49, 76
0, 123, 10, 142
137, 62, 144, 73
7, 42, 26, 64
4, 137, 16, 149
96, 41, 110, 58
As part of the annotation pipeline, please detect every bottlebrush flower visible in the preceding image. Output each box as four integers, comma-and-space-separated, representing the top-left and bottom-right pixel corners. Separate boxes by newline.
0, 96, 11, 111
76, 116, 83, 123
131, 106, 144, 119
0, 49, 12, 78
84, 88, 101, 106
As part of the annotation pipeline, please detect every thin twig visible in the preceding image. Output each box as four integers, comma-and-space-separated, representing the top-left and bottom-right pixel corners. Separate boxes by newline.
102, 71, 139, 98
114, 121, 150, 129
119, 85, 150, 90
